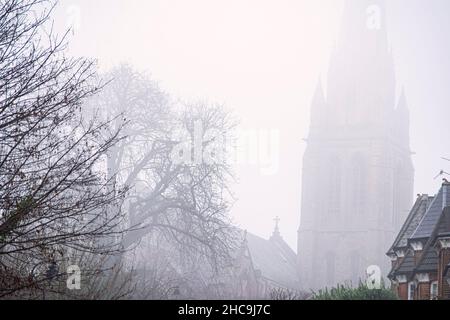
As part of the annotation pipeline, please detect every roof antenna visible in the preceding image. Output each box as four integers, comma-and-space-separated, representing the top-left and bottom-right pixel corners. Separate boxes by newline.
434, 170, 450, 180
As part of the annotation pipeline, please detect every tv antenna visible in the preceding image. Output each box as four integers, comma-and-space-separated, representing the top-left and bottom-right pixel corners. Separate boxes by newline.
434, 170, 450, 180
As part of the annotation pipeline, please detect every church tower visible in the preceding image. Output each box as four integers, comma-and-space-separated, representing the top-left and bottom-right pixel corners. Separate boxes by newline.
297, 0, 414, 290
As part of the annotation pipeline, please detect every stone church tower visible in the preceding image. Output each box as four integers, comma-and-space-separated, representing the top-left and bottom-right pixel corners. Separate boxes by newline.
297, 0, 414, 290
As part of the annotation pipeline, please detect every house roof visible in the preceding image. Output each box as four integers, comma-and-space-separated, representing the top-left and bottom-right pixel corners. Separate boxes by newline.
387, 195, 432, 254
411, 207, 450, 275
392, 251, 415, 277
415, 247, 438, 273
410, 184, 450, 241
416, 207, 450, 272
434, 206, 450, 239
390, 185, 450, 280
245, 232, 299, 290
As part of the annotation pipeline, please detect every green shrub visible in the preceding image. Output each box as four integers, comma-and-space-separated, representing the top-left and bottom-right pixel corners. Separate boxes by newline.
312, 282, 397, 300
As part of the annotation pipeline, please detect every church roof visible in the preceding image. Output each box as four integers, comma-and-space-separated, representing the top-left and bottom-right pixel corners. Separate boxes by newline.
387, 195, 432, 254
245, 232, 299, 290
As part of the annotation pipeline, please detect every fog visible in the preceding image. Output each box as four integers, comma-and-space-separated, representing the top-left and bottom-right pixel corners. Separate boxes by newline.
2, 0, 449, 299
51, 0, 450, 251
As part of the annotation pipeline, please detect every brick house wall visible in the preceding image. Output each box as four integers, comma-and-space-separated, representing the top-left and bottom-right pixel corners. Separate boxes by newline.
398, 283, 408, 300
438, 248, 450, 299
417, 281, 430, 300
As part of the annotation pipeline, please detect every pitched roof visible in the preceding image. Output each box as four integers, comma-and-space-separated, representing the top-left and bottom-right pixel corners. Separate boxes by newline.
394, 251, 415, 276
390, 186, 450, 279
415, 247, 438, 273
411, 184, 450, 240
245, 232, 299, 290
435, 206, 450, 239
388, 195, 432, 254
412, 207, 450, 275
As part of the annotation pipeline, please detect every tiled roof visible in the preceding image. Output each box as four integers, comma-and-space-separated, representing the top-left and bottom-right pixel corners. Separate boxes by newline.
435, 207, 450, 238
388, 195, 432, 254
411, 185, 450, 240
413, 206, 449, 274
415, 247, 438, 273
390, 186, 450, 280
395, 251, 415, 275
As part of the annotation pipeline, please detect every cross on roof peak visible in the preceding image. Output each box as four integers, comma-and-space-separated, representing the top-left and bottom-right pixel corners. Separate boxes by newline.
274, 216, 280, 228
271, 216, 282, 240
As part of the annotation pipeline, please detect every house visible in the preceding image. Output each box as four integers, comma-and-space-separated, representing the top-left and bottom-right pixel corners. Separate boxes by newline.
387, 181, 450, 300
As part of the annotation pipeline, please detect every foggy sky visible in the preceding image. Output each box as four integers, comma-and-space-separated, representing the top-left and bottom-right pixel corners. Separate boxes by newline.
54, 0, 450, 250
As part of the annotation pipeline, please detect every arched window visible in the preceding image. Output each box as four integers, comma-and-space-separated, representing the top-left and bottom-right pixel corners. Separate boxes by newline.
328, 156, 342, 217
350, 155, 367, 215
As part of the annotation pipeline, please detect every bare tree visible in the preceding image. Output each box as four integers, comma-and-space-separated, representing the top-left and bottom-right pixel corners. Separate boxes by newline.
90, 65, 238, 272
269, 288, 312, 301
0, 0, 127, 298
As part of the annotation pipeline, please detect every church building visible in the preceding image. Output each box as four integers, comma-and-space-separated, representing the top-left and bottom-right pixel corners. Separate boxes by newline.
298, 0, 414, 290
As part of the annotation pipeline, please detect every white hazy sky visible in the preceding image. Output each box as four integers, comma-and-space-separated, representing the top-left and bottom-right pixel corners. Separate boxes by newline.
54, 0, 450, 250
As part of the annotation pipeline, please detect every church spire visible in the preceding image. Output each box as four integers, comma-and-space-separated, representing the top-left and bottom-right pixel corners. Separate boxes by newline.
338, 0, 388, 51
308, 78, 327, 137
299, 0, 414, 291
397, 87, 409, 112
312, 78, 325, 107
326, 0, 395, 127
395, 87, 411, 147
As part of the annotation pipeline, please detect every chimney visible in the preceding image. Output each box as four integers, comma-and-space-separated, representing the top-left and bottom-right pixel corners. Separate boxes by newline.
443, 179, 450, 209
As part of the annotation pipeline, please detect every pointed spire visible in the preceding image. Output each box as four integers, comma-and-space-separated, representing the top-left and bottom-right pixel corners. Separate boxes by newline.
312, 78, 325, 107
397, 87, 409, 112
395, 87, 410, 147
308, 78, 327, 137
340, 0, 387, 30
338, 0, 388, 51
326, 0, 395, 126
